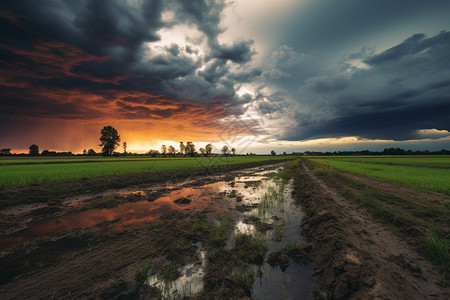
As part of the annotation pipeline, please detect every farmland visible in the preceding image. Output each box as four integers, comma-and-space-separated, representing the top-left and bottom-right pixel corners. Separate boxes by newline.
308, 156, 450, 195
0, 156, 291, 188
303, 157, 449, 290
0, 156, 448, 299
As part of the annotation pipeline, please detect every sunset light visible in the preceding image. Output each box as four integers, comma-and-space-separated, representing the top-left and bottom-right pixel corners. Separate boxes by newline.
0, 2, 449, 298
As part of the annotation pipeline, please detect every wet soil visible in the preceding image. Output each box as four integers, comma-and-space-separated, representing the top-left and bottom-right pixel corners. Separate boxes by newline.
2, 157, 446, 299
0, 161, 315, 299
0, 159, 287, 210
294, 159, 449, 299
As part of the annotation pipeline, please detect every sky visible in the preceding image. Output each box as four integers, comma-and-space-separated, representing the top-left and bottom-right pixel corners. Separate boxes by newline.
1, 0, 449, 154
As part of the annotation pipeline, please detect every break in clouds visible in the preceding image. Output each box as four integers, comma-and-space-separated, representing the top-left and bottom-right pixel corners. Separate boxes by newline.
1, 0, 450, 151
282, 31, 450, 141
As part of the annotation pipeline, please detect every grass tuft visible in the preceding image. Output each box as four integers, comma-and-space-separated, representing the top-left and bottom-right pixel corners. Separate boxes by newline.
426, 228, 449, 285
135, 258, 152, 287
284, 241, 303, 254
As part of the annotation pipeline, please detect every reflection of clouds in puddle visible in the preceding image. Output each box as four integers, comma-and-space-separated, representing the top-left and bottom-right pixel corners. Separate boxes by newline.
118, 190, 146, 197
234, 220, 255, 235
2, 164, 287, 248
148, 250, 206, 299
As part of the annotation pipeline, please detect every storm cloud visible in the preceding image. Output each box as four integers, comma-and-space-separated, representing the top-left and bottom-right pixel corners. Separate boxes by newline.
280, 31, 450, 141
1, 0, 450, 152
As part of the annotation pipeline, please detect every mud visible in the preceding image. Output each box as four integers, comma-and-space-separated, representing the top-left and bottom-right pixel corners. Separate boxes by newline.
2, 157, 444, 299
0, 161, 316, 299
294, 159, 449, 299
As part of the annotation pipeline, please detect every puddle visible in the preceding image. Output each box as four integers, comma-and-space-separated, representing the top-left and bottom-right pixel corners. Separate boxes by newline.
247, 179, 314, 299
0, 162, 314, 298
148, 249, 206, 299
252, 259, 314, 300
1, 188, 226, 248
234, 220, 256, 235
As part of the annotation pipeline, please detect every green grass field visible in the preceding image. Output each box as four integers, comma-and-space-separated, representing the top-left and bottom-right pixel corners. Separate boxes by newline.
318, 157, 450, 168
309, 157, 450, 195
0, 156, 291, 188
0, 156, 153, 166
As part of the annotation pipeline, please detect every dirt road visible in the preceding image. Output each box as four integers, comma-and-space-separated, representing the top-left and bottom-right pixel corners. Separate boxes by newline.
296, 160, 448, 299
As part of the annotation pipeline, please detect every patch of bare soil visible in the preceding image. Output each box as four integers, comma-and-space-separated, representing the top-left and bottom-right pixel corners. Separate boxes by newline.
0, 162, 290, 299
0, 211, 201, 299
294, 160, 448, 299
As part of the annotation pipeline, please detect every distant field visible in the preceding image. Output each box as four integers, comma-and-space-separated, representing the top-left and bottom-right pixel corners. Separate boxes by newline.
317, 157, 450, 168
0, 156, 291, 188
0, 156, 153, 166
309, 156, 450, 195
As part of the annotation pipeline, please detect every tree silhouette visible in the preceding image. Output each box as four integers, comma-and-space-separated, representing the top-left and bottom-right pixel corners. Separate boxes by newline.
179, 142, 185, 156
99, 126, 121, 156
271, 150, 276, 156
161, 144, 167, 157
231, 147, 236, 156
148, 149, 160, 157
29, 144, 39, 156
221, 145, 229, 156
83, 149, 87, 155
186, 141, 196, 157
205, 144, 212, 157
87, 149, 96, 156
199, 147, 205, 156
123, 142, 127, 154
0, 148, 11, 155
168, 145, 176, 156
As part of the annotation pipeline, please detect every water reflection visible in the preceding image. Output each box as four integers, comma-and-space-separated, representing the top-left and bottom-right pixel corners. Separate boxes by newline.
234, 220, 256, 235
252, 259, 314, 300
0, 162, 314, 298
148, 250, 206, 299
1, 188, 224, 248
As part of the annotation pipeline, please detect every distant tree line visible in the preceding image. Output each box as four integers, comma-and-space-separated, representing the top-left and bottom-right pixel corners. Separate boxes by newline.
302, 148, 450, 156
2, 126, 449, 157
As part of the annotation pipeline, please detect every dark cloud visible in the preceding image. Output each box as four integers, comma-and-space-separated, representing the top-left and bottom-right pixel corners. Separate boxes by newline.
176, 0, 225, 42
0, 0, 259, 116
2, 0, 449, 152
213, 40, 254, 63
282, 31, 450, 141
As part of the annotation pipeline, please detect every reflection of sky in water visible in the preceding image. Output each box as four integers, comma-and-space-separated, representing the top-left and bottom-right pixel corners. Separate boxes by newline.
234, 220, 255, 235
148, 250, 206, 299
252, 259, 313, 300
1, 162, 314, 298
1, 188, 224, 247
1, 164, 286, 249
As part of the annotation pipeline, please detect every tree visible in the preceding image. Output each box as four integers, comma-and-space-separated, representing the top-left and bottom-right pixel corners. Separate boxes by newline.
168, 145, 176, 156
123, 142, 127, 154
0, 148, 11, 155
179, 142, 185, 156
231, 147, 236, 156
221, 145, 229, 156
83, 149, 87, 155
148, 149, 160, 157
199, 147, 205, 156
161, 144, 167, 157
29, 144, 39, 156
271, 150, 276, 156
87, 149, 96, 156
186, 141, 196, 157
205, 144, 212, 157
99, 126, 121, 156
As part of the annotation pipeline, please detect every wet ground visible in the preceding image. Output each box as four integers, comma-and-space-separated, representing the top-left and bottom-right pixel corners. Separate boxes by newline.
0, 162, 315, 299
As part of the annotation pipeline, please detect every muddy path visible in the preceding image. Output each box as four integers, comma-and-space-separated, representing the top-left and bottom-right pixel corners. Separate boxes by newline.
0, 161, 316, 299
0, 159, 289, 211
295, 159, 449, 299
